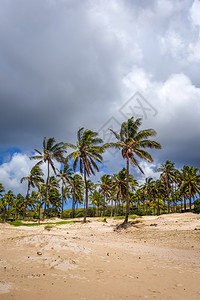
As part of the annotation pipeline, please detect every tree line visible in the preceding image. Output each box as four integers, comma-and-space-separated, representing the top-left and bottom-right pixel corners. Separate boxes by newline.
0, 117, 200, 223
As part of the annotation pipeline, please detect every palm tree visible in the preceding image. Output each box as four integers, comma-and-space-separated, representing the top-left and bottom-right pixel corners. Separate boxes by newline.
30, 137, 66, 218
180, 166, 200, 211
67, 128, 104, 222
113, 169, 127, 216
20, 166, 44, 219
158, 160, 175, 214
152, 179, 165, 215
57, 161, 73, 218
15, 193, 25, 220
89, 189, 103, 217
99, 175, 112, 216
107, 117, 161, 223
143, 177, 154, 214
67, 174, 84, 218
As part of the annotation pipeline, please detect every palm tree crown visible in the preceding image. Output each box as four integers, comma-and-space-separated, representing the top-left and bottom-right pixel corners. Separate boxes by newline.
30, 137, 66, 218
67, 128, 104, 222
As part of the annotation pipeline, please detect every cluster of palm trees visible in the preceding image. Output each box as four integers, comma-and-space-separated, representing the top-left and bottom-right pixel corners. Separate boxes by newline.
0, 117, 199, 223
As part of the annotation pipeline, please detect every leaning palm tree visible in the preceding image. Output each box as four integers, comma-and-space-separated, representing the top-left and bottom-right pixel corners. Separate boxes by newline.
107, 117, 161, 223
67, 128, 104, 222
30, 137, 66, 218
20, 166, 44, 219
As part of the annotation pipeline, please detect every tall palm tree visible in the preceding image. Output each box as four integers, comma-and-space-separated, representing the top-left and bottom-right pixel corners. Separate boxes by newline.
67, 128, 104, 222
57, 161, 73, 218
89, 189, 103, 217
67, 174, 84, 218
143, 177, 154, 214
99, 175, 112, 216
20, 166, 44, 219
1, 190, 15, 221
180, 166, 200, 211
107, 117, 161, 223
158, 160, 175, 214
152, 179, 165, 215
30, 137, 66, 218
113, 169, 127, 216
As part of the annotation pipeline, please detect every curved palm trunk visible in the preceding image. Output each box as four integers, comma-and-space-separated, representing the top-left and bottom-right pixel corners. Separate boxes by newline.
83, 168, 88, 223
44, 161, 50, 219
23, 182, 30, 220
124, 158, 129, 224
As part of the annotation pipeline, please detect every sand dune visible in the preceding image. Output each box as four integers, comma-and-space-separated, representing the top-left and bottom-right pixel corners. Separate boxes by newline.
0, 213, 200, 299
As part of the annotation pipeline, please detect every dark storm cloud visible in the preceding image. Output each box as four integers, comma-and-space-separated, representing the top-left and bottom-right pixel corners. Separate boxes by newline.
0, 0, 124, 151
0, 0, 200, 193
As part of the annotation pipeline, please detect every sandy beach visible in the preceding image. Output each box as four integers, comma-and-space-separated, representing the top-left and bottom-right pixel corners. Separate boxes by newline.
0, 213, 200, 300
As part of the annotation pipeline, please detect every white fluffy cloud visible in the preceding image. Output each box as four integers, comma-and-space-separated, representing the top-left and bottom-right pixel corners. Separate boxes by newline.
0, 153, 61, 195
190, 0, 200, 26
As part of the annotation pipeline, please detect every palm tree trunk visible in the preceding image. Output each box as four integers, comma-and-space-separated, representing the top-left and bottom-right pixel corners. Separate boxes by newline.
23, 183, 30, 220
111, 195, 113, 217
44, 161, 50, 219
167, 185, 170, 214
189, 187, 192, 212
124, 158, 129, 223
103, 194, 106, 217
83, 168, 88, 223
61, 185, 64, 219
114, 198, 117, 216
157, 197, 160, 216
184, 195, 186, 212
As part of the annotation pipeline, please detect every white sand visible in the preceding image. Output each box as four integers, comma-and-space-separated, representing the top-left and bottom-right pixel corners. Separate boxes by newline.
0, 213, 200, 299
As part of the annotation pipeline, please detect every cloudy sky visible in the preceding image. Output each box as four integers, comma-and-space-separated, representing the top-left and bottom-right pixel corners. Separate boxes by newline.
0, 0, 200, 195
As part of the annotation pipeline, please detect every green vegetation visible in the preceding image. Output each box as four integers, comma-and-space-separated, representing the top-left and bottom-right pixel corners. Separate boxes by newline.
0, 116, 200, 224
10, 219, 81, 227
194, 199, 200, 214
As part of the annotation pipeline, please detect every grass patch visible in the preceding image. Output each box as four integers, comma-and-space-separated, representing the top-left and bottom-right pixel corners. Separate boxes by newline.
113, 215, 140, 220
97, 218, 107, 223
9, 219, 81, 227
44, 224, 55, 230
55, 220, 81, 225
9, 220, 24, 226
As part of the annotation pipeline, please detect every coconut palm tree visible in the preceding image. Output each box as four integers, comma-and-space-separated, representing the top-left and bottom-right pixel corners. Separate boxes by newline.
180, 166, 200, 211
113, 169, 127, 216
1, 189, 15, 221
20, 166, 44, 219
30, 137, 66, 218
89, 190, 103, 217
107, 117, 161, 223
67, 174, 84, 218
57, 161, 73, 218
143, 177, 154, 214
152, 179, 165, 215
99, 175, 112, 216
158, 160, 176, 214
67, 128, 104, 222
